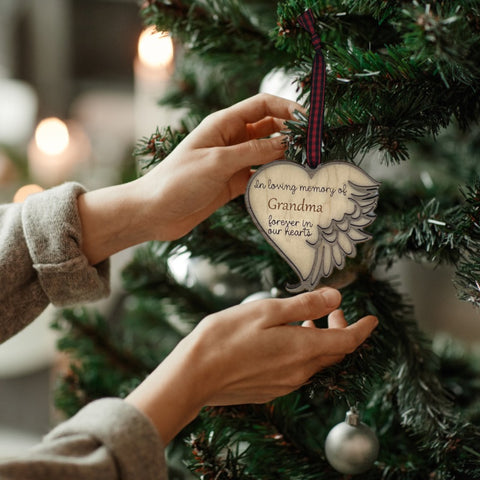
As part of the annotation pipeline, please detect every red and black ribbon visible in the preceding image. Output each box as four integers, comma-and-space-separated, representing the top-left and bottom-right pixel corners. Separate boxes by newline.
298, 9, 326, 169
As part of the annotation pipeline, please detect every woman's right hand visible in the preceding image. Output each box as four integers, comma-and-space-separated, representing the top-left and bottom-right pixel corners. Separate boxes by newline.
125, 288, 378, 445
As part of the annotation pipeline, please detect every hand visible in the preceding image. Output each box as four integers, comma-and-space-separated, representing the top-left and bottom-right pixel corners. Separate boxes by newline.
125, 288, 378, 444
137, 92, 302, 240
78, 93, 301, 265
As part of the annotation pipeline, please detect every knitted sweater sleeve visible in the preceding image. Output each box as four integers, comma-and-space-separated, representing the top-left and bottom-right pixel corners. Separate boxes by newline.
0, 182, 110, 342
0, 398, 167, 480
0, 184, 168, 479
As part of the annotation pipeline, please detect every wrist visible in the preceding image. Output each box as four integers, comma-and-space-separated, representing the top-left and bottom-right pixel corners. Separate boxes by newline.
125, 336, 210, 444
77, 180, 153, 265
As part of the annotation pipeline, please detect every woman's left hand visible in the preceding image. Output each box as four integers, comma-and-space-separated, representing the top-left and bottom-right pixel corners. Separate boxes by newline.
138, 93, 302, 240
78, 93, 302, 265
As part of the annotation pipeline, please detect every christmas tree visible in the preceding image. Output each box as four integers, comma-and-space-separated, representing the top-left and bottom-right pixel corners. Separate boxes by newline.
53, 1, 480, 478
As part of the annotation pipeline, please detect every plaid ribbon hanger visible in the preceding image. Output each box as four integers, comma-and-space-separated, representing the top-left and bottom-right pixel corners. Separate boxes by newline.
298, 9, 326, 169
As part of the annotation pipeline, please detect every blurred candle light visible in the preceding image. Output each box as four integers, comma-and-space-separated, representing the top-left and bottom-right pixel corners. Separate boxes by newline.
134, 26, 176, 139
138, 26, 174, 70
34, 117, 69, 155
13, 184, 44, 203
28, 117, 90, 187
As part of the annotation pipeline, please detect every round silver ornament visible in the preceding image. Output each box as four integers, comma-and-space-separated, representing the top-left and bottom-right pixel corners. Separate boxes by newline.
325, 407, 379, 475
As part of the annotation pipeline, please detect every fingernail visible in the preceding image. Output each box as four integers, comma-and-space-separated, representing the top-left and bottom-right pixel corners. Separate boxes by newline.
274, 135, 289, 149
321, 288, 341, 308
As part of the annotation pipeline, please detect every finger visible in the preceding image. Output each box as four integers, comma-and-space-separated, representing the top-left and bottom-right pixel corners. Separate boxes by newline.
246, 116, 289, 140
302, 319, 316, 328
312, 314, 378, 356
227, 93, 303, 125
345, 315, 378, 344
262, 288, 342, 327
327, 309, 348, 329
220, 135, 288, 171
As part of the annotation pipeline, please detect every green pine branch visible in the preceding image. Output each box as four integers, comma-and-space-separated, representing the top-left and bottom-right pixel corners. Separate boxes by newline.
273, 1, 480, 165
52, 308, 152, 416
141, 0, 285, 78
370, 179, 480, 307
133, 126, 188, 170
54, 1, 480, 478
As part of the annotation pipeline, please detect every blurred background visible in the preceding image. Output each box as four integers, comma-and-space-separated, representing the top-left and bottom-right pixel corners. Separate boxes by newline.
0, 0, 479, 462
0, 0, 180, 456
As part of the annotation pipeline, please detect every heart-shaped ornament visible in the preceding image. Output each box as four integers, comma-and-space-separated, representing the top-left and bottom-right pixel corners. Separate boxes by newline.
245, 161, 380, 292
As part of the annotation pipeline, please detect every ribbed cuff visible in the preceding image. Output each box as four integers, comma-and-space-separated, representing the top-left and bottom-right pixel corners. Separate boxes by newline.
46, 398, 166, 480
22, 182, 110, 306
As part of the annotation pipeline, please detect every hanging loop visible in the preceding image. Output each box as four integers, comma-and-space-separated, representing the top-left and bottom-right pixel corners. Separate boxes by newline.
298, 9, 326, 169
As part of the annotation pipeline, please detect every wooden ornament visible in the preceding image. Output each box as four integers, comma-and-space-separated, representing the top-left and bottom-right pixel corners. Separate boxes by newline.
245, 161, 380, 292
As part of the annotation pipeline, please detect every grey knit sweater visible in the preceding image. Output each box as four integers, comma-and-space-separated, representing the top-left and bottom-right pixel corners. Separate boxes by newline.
0, 183, 166, 479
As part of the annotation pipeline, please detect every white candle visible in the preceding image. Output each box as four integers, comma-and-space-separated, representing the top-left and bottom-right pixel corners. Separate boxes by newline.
28, 117, 90, 187
134, 26, 176, 139
0, 78, 37, 147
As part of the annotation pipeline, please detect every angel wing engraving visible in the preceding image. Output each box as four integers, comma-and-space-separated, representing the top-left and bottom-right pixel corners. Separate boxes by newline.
245, 161, 379, 294
286, 177, 379, 293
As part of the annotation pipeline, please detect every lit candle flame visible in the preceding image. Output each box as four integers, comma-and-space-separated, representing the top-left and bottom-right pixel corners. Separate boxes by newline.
34, 117, 69, 156
138, 26, 174, 68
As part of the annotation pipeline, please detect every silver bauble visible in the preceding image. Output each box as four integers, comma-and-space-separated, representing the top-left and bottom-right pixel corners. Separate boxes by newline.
325, 408, 379, 475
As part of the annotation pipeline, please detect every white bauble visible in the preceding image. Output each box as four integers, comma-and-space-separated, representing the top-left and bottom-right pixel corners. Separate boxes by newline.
259, 68, 299, 101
